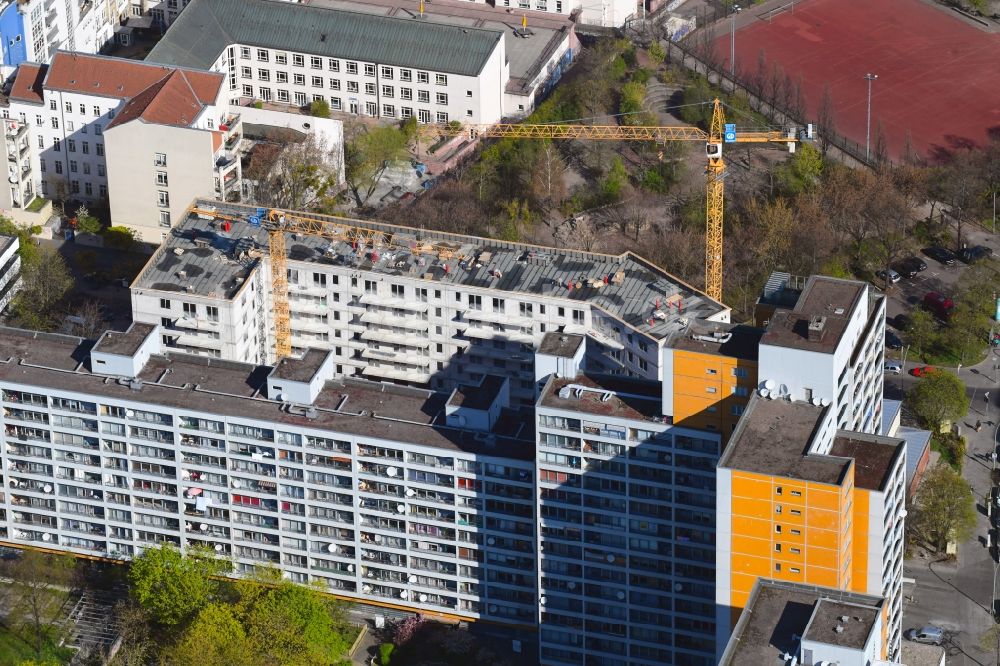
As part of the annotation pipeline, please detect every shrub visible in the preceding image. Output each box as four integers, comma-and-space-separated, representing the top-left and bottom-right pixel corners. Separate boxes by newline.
379, 642, 395, 665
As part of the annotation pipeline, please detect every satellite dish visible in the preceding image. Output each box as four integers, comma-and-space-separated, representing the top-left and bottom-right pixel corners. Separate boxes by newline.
327, 543, 338, 553
200, 523, 208, 531
812, 397, 821, 406
400, 590, 408, 599
821, 398, 831, 406
405, 488, 415, 497
41, 533, 51, 541
418, 593, 427, 603
386, 467, 398, 477
214, 544, 223, 552
125, 409, 135, 417
759, 389, 770, 398
764, 379, 776, 390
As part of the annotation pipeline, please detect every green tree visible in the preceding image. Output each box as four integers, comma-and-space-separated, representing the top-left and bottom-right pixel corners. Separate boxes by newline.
905, 370, 969, 433
619, 81, 650, 126
774, 143, 823, 195
104, 226, 138, 252
911, 462, 976, 552
600, 157, 629, 204
163, 604, 254, 666
308, 99, 331, 118
344, 124, 408, 207
74, 205, 102, 235
243, 581, 352, 665
0, 216, 42, 265
905, 309, 937, 358
7, 551, 76, 658
11, 246, 73, 330
128, 544, 230, 626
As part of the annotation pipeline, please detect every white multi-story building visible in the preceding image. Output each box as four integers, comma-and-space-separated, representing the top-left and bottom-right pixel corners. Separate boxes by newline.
756, 273, 886, 435
147, 0, 547, 123
0, 322, 539, 627
129, 200, 730, 407
0, 233, 20, 312
6, 52, 228, 213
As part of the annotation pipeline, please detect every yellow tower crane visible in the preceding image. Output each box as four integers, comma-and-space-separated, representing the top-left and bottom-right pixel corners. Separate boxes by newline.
209, 98, 807, 360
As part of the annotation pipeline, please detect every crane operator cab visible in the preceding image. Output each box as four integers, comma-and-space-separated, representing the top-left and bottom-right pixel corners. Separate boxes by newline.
706, 142, 722, 159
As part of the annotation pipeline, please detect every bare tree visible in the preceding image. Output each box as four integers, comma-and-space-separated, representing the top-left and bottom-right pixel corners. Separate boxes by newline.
108, 600, 154, 666
532, 143, 568, 207
817, 84, 836, 157
244, 131, 343, 212
65, 299, 107, 339
873, 119, 889, 170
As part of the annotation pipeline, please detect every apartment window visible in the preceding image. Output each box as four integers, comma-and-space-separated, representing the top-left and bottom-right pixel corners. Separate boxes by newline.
790, 547, 801, 554
83, 164, 90, 175
241, 66, 252, 78
259, 88, 271, 101
417, 90, 430, 103
775, 563, 781, 572
159, 211, 171, 228
97, 165, 105, 177
365, 101, 377, 117
418, 109, 431, 123
775, 487, 783, 495
154, 153, 167, 166
258, 69, 270, 82
435, 73, 447, 85
66, 121, 74, 132
310, 56, 322, 69
39, 159, 45, 172
363, 63, 376, 77
65, 101, 72, 112
292, 54, 304, 67
277, 89, 289, 103
731, 404, 745, 416
160, 299, 171, 309
94, 125, 101, 136
732, 367, 748, 378
790, 567, 801, 574
790, 490, 802, 497
417, 71, 429, 83
275, 52, 287, 65
436, 92, 448, 105
50, 117, 59, 129
401, 88, 412, 100
346, 81, 359, 93
53, 138, 60, 151
82, 142, 89, 154
293, 73, 305, 86
240, 46, 251, 58
330, 79, 341, 90
37, 135, 43, 148
67, 139, 76, 153
774, 544, 781, 552
206, 306, 219, 322
275, 71, 288, 84
99, 185, 107, 198
328, 58, 340, 72
401, 107, 412, 119
242, 84, 253, 96
363, 82, 375, 96
382, 104, 395, 118
256, 48, 269, 62
157, 191, 169, 207
331, 98, 342, 111
156, 171, 168, 186
54, 160, 63, 174
48, 100, 56, 111
381, 85, 394, 98
346, 61, 358, 74
69, 160, 78, 173
312, 76, 323, 88
93, 105, 100, 116
466, 89, 473, 97
436, 112, 449, 123
71, 180, 79, 194
34, 114, 42, 126
294, 92, 306, 106
182, 302, 196, 316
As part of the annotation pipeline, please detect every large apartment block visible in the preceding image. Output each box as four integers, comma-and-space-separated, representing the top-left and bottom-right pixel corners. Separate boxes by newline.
715, 395, 906, 661
130, 200, 732, 410
0, 323, 540, 626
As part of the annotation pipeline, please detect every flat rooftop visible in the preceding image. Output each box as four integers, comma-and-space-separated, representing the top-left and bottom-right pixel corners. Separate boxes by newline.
720, 579, 883, 665
761, 276, 865, 353
133, 201, 727, 341
271, 349, 330, 382
0, 326, 534, 460
901, 641, 947, 666
830, 432, 904, 492
0, 234, 15, 257
305, 0, 573, 96
447, 374, 506, 410
719, 395, 849, 485
669, 322, 764, 361
92, 322, 156, 357
537, 332, 584, 358
539, 373, 664, 422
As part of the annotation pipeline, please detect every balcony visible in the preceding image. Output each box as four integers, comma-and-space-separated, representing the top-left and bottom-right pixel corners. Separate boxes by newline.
4, 122, 25, 140
215, 152, 238, 171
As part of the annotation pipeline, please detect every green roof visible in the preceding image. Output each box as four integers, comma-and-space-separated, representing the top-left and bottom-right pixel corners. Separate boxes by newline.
146, 0, 503, 77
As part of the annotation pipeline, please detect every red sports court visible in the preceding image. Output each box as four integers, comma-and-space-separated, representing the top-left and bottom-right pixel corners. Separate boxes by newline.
715, 0, 1000, 160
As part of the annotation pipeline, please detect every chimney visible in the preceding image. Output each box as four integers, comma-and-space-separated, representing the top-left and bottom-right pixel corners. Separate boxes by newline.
807, 315, 826, 342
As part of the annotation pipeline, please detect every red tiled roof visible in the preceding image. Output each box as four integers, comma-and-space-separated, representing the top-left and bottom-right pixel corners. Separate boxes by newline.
106, 69, 214, 130
9, 64, 47, 104
42, 52, 222, 103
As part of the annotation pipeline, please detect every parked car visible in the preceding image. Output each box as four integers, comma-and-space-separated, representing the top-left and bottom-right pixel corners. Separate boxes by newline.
884, 360, 903, 374
892, 313, 911, 331
910, 365, 937, 377
923, 246, 957, 266
875, 269, 901, 284
895, 256, 927, 278
885, 330, 903, 350
959, 245, 993, 264
905, 626, 944, 646
923, 292, 954, 320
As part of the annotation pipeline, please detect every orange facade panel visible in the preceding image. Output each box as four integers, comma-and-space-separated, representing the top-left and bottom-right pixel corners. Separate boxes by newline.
850, 489, 871, 592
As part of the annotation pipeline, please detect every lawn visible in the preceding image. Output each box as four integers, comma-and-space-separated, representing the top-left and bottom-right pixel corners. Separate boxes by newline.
0, 623, 74, 665
24, 197, 47, 213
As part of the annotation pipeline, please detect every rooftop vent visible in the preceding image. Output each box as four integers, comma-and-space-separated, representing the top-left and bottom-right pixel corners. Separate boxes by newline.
807, 315, 827, 342
834, 625, 844, 634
